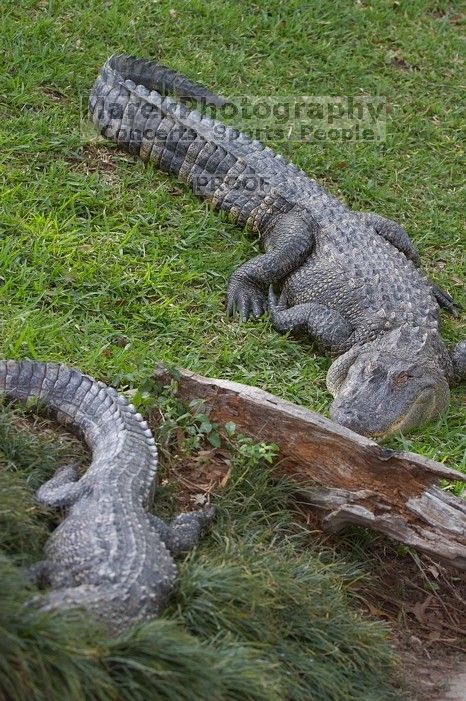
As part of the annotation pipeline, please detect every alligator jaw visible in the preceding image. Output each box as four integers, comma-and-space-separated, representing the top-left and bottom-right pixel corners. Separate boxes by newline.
368, 388, 442, 439
330, 381, 450, 439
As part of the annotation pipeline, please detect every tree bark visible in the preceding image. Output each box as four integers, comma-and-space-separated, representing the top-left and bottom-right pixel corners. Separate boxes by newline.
154, 364, 466, 571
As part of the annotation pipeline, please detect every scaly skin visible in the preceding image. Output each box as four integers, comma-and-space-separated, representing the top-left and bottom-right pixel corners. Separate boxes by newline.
89, 55, 465, 437
0, 359, 213, 632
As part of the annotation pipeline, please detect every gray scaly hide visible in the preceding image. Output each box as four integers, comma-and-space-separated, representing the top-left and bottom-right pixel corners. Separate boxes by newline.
0, 359, 213, 632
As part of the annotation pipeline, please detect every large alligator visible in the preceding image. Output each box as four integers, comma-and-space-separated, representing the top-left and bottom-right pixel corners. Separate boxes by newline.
0, 359, 213, 632
89, 55, 465, 438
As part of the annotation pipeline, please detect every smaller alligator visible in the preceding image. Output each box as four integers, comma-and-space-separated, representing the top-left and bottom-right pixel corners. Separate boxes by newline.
0, 359, 213, 633
89, 55, 465, 438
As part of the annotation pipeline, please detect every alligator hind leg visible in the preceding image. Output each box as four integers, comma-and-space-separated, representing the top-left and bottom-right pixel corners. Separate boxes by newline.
36, 463, 84, 508
227, 212, 318, 319
359, 212, 421, 265
150, 505, 215, 555
268, 287, 354, 354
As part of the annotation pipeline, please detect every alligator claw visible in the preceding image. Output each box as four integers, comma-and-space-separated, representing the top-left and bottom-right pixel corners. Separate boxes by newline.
431, 284, 461, 317
226, 282, 268, 320
268, 285, 279, 311
267, 285, 287, 318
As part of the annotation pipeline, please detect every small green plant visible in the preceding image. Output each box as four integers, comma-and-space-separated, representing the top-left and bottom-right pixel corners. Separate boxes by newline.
149, 380, 231, 455
235, 435, 279, 464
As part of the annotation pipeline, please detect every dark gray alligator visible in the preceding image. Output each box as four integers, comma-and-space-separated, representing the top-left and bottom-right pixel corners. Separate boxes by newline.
0, 359, 213, 632
89, 55, 465, 438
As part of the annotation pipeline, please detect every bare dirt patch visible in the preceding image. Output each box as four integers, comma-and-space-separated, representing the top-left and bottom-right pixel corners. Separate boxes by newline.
66, 144, 132, 185
40, 85, 68, 102
343, 537, 466, 701
430, 9, 465, 26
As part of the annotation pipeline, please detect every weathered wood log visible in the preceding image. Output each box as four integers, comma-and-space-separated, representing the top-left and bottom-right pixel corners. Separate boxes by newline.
154, 364, 466, 571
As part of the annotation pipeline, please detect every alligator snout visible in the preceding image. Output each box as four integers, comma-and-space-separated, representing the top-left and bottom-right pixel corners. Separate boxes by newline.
330, 404, 374, 437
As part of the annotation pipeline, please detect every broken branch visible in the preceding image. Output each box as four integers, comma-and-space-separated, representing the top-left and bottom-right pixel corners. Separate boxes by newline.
154, 364, 466, 570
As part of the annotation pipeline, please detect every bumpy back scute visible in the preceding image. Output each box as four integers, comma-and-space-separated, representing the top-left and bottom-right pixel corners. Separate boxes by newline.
0, 361, 157, 479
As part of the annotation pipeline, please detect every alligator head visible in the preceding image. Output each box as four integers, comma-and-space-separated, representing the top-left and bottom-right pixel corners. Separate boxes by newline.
326, 328, 450, 438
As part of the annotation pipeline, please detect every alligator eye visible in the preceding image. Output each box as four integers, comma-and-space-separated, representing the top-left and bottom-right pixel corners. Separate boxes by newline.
364, 362, 383, 379
364, 362, 376, 378
394, 371, 409, 387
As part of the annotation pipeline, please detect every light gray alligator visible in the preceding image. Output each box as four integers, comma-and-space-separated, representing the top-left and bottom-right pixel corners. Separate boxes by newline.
0, 359, 213, 632
89, 55, 465, 438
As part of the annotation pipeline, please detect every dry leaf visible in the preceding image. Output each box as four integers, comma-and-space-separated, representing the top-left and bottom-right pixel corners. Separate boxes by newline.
411, 595, 434, 624
191, 493, 208, 506
219, 467, 232, 488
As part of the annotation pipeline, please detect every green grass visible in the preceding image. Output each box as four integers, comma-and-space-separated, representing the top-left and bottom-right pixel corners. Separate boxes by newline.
0, 0, 464, 698
0, 405, 405, 701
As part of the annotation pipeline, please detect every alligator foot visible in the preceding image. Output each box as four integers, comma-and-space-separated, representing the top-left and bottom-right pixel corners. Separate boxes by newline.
151, 504, 215, 555
432, 284, 461, 317
227, 274, 268, 320
36, 463, 84, 508
227, 216, 317, 320
268, 286, 354, 353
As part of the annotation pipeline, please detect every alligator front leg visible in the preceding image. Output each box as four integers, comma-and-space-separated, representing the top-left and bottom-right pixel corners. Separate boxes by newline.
227, 211, 318, 319
35, 463, 84, 508
360, 212, 459, 316
359, 212, 421, 265
268, 287, 354, 353
150, 504, 215, 555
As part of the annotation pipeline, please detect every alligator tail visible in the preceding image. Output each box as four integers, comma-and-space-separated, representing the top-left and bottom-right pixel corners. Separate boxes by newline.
89, 54, 297, 231
0, 360, 158, 502
103, 54, 228, 108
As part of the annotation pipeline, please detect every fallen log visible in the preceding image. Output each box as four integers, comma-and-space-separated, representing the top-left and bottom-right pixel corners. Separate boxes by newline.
154, 364, 466, 571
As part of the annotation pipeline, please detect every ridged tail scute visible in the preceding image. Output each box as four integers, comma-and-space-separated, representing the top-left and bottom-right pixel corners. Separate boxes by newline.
0, 360, 158, 496
101, 54, 228, 108
0, 359, 117, 445
89, 54, 294, 231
